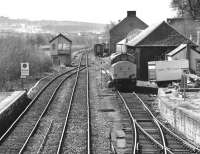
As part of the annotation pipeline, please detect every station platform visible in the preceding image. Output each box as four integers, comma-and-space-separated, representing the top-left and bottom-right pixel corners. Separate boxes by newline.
0, 91, 30, 136
0, 91, 26, 114
157, 88, 200, 145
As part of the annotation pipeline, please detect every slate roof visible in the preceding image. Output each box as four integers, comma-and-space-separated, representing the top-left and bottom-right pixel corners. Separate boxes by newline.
49, 33, 72, 43
109, 13, 147, 33
117, 29, 143, 45
126, 21, 197, 47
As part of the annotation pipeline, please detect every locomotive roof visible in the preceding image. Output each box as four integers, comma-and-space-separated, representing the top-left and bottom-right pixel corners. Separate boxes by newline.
111, 60, 135, 67
110, 52, 134, 61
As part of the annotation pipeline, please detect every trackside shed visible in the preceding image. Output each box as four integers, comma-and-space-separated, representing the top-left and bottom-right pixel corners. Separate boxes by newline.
49, 33, 72, 66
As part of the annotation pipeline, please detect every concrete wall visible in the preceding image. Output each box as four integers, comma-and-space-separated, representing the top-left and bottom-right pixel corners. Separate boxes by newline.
159, 98, 200, 144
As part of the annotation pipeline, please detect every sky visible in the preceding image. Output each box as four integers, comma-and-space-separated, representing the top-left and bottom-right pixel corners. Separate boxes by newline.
0, 0, 177, 25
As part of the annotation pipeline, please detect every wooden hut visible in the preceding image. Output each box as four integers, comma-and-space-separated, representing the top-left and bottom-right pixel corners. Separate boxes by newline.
49, 33, 72, 66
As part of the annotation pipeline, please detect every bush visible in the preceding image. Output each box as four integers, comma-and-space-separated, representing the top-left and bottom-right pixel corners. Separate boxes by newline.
0, 35, 52, 90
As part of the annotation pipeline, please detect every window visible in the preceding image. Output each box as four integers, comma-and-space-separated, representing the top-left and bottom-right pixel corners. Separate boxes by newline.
52, 43, 56, 50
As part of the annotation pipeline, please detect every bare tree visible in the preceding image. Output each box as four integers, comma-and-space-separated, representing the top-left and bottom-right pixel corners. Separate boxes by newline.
171, 0, 200, 19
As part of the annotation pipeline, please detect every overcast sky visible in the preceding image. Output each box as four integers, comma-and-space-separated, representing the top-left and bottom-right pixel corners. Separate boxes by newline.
0, 0, 177, 25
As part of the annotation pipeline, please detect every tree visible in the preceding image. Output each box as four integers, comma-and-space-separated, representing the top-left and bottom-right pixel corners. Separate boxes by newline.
171, 0, 200, 19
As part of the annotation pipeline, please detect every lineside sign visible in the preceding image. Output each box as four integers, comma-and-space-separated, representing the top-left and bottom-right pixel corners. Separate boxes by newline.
21, 62, 29, 78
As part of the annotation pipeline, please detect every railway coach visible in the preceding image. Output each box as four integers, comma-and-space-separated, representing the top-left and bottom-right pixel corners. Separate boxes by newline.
94, 43, 104, 57
108, 52, 137, 91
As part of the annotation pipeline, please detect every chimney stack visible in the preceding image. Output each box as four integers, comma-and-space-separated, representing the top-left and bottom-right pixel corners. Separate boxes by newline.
127, 11, 136, 17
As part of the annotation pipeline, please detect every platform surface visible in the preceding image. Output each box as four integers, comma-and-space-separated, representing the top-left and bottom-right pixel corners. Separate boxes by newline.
0, 91, 26, 114
158, 88, 200, 121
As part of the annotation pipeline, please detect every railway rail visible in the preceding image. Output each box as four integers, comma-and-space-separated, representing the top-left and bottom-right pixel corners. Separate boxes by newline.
0, 53, 86, 153
117, 91, 200, 154
57, 52, 91, 153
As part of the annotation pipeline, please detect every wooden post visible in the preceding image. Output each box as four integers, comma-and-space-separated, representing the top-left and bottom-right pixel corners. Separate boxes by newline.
21, 78, 24, 89
100, 59, 103, 89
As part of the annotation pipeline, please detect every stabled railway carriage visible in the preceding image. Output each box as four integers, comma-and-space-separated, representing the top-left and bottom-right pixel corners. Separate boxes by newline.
94, 44, 104, 57
109, 53, 137, 90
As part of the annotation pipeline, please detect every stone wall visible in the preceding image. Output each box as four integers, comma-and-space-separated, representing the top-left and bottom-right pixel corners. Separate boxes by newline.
158, 98, 200, 145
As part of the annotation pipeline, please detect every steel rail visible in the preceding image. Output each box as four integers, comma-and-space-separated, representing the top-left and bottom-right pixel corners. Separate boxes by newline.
36, 120, 53, 154
0, 67, 78, 144
118, 92, 175, 153
117, 91, 138, 154
18, 66, 86, 154
135, 93, 200, 153
56, 54, 84, 154
133, 92, 168, 154
86, 52, 91, 154
135, 122, 164, 149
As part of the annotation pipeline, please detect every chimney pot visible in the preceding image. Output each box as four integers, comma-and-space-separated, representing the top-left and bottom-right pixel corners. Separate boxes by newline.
127, 11, 136, 17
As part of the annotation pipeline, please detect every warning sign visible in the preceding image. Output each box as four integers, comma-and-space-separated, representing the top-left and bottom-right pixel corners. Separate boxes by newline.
21, 62, 29, 78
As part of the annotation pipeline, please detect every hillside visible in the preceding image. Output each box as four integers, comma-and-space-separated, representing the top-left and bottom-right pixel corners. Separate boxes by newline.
0, 16, 106, 33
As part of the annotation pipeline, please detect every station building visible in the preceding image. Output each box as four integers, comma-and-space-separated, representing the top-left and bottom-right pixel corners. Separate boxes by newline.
49, 33, 72, 66
125, 21, 197, 81
109, 11, 148, 54
167, 44, 200, 74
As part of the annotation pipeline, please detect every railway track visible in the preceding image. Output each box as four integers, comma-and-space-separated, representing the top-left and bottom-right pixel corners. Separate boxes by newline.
57, 52, 91, 153
0, 54, 86, 153
117, 91, 200, 154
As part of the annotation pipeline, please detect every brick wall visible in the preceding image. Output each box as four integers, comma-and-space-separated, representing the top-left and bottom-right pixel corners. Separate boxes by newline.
109, 12, 147, 53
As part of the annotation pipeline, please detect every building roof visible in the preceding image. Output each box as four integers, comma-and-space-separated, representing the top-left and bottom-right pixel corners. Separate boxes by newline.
126, 21, 197, 47
49, 33, 72, 43
109, 11, 148, 34
167, 44, 200, 57
167, 44, 187, 56
117, 29, 143, 45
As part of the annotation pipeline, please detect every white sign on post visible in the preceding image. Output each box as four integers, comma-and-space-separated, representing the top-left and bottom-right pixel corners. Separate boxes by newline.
21, 62, 29, 78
